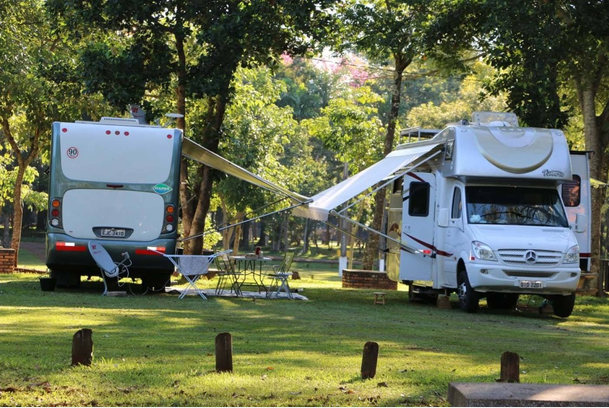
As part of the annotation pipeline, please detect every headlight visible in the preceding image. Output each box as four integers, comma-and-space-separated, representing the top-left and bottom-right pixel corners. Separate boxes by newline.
563, 245, 579, 264
471, 241, 497, 261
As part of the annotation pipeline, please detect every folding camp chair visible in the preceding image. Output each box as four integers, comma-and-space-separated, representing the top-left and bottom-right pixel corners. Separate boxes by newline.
265, 251, 295, 299
88, 241, 132, 296
215, 252, 242, 296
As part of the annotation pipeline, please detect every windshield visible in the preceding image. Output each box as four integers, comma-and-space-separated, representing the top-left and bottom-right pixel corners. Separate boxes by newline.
466, 186, 569, 227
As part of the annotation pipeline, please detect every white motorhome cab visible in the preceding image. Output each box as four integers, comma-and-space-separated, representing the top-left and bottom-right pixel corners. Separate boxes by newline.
384, 112, 586, 317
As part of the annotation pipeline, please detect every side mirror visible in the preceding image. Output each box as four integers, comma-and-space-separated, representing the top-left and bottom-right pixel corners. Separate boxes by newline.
575, 213, 587, 233
438, 208, 449, 228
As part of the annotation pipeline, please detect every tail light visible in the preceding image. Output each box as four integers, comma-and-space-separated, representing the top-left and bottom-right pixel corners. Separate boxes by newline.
163, 204, 176, 233
49, 198, 62, 228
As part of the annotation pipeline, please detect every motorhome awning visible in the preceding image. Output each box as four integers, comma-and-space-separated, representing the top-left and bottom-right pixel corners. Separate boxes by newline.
182, 138, 309, 204
292, 142, 444, 221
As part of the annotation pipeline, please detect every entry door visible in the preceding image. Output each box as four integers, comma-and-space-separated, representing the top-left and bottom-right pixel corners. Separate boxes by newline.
400, 172, 436, 281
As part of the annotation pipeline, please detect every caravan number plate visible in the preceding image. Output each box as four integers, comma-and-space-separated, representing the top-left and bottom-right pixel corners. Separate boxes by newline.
101, 228, 126, 238
519, 280, 544, 289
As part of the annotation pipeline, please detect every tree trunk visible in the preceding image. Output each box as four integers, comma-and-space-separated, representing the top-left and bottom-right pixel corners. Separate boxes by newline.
1, 118, 41, 266
185, 94, 228, 254
256, 220, 266, 246
282, 212, 289, 251
10, 167, 26, 265
362, 54, 409, 270
302, 218, 310, 255
232, 211, 244, 255
2, 213, 10, 248
577, 84, 606, 294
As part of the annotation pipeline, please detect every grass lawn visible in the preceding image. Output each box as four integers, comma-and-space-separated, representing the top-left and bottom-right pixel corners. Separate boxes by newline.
1, 267, 608, 407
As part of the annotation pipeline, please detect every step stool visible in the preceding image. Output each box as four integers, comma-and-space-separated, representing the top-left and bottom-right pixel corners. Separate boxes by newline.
373, 292, 386, 305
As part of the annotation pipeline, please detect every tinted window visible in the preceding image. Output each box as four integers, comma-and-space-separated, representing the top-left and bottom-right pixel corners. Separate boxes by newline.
562, 175, 581, 207
451, 187, 462, 218
408, 182, 429, 217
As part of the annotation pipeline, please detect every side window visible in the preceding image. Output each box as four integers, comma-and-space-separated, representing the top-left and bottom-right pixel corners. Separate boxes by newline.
451, 187, 462, 218
408, 182, 430, 217
562, 175, 581, 207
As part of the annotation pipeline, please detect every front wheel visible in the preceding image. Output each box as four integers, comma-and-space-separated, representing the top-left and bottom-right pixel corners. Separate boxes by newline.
486, 293, 519, 310
458, 270, 479, 313
551, 293, 576, 318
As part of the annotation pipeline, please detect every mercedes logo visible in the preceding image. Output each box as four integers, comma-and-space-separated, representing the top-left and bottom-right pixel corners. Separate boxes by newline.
524, 250, 538, 264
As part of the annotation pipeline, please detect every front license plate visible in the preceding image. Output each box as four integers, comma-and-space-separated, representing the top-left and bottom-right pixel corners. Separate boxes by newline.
519, 280, 544, 289
101, 228, 126, 238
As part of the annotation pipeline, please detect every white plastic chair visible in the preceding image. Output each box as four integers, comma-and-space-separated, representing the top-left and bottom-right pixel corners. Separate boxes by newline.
88, 241, 132, 296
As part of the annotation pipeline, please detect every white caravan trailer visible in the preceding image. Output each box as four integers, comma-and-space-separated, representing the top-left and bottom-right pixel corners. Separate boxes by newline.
293, 112, 588, 318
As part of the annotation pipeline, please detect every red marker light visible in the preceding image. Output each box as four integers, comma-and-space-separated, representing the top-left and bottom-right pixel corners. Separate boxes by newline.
115, 131, 120, 135
167, 134, 172, 139
124, 131, 129, 136
62, 128, 68, 133
106, 130, 111, 135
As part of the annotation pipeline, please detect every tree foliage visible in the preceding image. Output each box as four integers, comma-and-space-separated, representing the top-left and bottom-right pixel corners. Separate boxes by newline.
47, 0, 337, 254
0, 0, 85, 257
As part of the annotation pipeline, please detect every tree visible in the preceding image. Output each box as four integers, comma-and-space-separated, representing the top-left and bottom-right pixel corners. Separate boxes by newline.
0, 0, 82, 261
335, 0, 448, 269
48, 0, 338, 255
406, 61, 507, 128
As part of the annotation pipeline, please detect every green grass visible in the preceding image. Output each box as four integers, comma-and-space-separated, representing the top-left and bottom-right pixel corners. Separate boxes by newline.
1, 271, 608, 407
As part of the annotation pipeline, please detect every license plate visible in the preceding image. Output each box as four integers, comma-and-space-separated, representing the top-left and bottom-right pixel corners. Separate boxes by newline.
101, 228, 126, 238
519, 280, 544, 289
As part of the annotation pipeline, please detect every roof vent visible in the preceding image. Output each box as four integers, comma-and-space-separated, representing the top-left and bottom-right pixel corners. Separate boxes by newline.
99, 117, 141, 125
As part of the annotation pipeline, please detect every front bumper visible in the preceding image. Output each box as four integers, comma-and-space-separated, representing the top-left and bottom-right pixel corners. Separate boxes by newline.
466, 261, 580, 295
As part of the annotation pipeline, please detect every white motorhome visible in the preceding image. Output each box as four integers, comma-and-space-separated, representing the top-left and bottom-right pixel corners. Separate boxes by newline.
46, 118, 182, 289
293, 112, 588, 318
176, 111, 589, 318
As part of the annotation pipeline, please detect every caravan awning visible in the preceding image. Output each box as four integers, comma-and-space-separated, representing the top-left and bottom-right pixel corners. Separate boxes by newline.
292, 142, 443, 221
182, 138, 309, 204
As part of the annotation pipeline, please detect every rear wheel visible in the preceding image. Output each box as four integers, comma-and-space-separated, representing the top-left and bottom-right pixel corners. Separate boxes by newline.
141, 273, 171, 293
486, 293, 519, 310
49, 269, 81, 288
458, 270, 479, 313
551, 293, 576, 318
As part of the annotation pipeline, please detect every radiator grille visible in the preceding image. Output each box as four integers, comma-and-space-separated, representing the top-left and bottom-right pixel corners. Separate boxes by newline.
498, 248, 562, 266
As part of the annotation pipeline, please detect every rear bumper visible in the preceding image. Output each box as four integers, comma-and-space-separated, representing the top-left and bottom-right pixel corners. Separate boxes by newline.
46, 233, 176, 276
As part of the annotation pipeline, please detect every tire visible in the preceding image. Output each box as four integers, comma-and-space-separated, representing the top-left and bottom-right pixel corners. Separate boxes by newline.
458, 270, 479, 313
142, 273, 171, 293
551, 293, 576, 318
49, 269, 81, 288
486, 293, 519, 310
